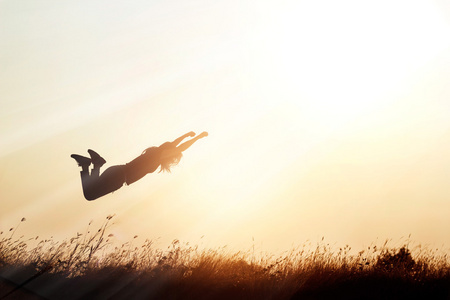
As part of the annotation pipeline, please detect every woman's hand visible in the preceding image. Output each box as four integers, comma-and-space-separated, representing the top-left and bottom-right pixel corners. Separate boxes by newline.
176, 131, 208, 152
186, 131, 196, 137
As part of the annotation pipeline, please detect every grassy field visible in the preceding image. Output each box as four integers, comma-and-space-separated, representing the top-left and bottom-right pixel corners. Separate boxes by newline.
1, 216, 450, 300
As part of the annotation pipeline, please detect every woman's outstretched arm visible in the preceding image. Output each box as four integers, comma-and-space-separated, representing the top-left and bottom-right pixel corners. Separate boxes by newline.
170, 131, 196, 147
177, 132, 208, 152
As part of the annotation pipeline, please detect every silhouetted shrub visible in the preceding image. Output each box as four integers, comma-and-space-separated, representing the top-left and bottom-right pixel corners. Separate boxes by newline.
375, 247, 416, 272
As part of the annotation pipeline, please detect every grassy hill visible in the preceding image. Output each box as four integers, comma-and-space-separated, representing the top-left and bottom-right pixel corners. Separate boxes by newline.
1, 217, 449, 299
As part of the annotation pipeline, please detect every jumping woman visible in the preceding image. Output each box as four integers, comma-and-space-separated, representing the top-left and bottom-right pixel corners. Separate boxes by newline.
71, 131, 208, 201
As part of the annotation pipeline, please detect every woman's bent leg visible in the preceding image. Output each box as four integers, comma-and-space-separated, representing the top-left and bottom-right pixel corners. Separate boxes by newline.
81, 165, 126, 201
80, 170, 95, 200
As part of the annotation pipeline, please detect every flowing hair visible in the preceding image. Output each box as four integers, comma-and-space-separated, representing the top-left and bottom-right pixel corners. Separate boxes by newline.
157, 142, 182, 173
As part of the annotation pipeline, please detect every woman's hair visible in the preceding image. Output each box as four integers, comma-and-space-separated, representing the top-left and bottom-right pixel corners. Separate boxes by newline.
157, 142, 182, 173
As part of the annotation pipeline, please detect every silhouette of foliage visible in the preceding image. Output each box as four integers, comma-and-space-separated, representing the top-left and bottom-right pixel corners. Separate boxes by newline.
1, 217, 450, 299
375, 247, 419, 273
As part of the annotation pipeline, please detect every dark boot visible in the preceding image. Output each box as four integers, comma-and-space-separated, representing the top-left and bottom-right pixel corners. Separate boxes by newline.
71, 154, 91, 168
88, 149, 106, 168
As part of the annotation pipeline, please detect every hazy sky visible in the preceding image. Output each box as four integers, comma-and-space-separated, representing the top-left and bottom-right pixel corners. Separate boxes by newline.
1, 0, 450, 253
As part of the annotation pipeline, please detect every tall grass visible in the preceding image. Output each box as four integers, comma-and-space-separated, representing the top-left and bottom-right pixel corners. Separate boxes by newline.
1, 216, 450, 299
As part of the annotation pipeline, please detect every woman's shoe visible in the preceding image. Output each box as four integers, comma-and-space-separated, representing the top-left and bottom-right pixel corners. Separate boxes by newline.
88, 149, 106, 168
71, 154, 92, 168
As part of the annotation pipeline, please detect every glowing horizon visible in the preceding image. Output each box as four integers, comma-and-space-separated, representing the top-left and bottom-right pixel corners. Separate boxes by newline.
2, 0, 450, 254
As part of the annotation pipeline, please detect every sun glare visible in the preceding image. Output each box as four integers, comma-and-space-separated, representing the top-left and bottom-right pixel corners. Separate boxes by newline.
2, 0, 450, 256
246, 0, 450, 130
177, 0, 450, 249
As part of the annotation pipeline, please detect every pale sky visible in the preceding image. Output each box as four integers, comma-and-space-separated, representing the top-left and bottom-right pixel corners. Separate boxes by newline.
1, 0, 450, 254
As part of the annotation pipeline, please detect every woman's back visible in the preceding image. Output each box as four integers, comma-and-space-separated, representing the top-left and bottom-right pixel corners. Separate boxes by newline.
125, 147, 161, 185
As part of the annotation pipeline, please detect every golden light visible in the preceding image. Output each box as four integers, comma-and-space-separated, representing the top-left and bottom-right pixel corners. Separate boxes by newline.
169, 0, 450, 250
1, 0, 450, 254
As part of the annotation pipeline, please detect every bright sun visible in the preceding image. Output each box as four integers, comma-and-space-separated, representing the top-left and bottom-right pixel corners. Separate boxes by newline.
244, 0, 449, 129
174, 0, 450, 247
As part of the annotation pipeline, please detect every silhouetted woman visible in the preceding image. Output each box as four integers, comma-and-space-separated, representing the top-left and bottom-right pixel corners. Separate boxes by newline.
71, 131, 208, 201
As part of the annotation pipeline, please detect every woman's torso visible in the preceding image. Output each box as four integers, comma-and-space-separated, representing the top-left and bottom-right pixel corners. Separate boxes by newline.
125, 148, 160, 185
